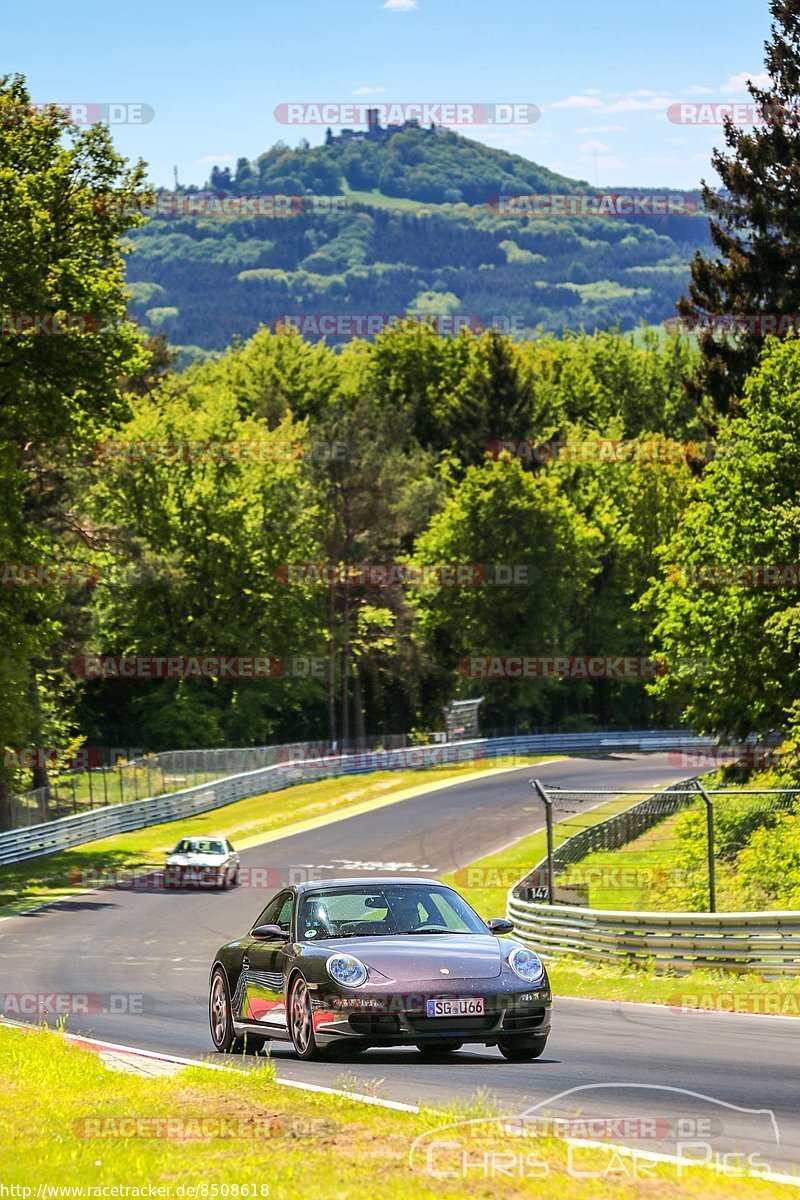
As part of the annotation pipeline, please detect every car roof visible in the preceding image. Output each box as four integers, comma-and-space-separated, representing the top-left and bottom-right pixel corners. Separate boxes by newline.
294, 876, 448, 894
176, 835, 229, 845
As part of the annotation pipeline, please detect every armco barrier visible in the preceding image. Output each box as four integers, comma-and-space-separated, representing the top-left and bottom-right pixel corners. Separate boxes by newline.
507, 894, 800, 975
0, 730, 716, 866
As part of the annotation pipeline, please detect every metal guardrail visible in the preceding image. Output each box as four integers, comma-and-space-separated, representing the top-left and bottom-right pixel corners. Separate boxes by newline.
0, 730, 716, 866
475, 730, 712, 758
507, 895, 800, 975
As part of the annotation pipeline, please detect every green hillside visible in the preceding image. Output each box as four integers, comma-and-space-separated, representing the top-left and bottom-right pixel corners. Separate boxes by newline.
124, 123, 711, 355
209, 123, 585, 204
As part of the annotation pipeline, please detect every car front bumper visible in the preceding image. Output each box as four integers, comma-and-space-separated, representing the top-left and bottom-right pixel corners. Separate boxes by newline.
308, 981, 552, 1046
165, 864, 229, 887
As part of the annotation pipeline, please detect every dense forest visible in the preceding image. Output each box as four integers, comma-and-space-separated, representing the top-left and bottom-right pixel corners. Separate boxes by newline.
71, 322, 707, 753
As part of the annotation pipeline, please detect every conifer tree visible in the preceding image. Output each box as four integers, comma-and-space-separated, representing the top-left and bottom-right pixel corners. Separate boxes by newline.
679, 1, 800, 416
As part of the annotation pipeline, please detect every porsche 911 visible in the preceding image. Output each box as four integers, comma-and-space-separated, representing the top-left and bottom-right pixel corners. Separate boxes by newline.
208, 877, 551, 1061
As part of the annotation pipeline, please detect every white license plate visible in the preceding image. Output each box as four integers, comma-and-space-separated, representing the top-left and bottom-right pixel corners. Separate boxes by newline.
426, 997, 485, 1018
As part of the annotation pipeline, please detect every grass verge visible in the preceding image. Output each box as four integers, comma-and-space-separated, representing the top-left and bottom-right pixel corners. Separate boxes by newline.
440, 791, 627, 917
0, 1024, 788, 1196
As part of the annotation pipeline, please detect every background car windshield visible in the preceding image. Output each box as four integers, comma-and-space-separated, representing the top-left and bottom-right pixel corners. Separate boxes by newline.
173, 839, 225, 855
297, 885, 487, 939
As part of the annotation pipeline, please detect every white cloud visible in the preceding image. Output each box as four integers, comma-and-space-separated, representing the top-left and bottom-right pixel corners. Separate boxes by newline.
603, 94, 678, 113
579, 140, 610, 153
642, 152, 712, 168
482, 127, 553, 144
196, 154, 235, 164
353, 85, 388, 95
477, 128, 555, 154
382, 0, 417, 9
687, 85, 715, 95
582, 88, 602, 96
721, 70, 770, 93
551, 95, 604, 109
554, 89, 690, 115
579, 154, 627, 172
576, 123, 628, 133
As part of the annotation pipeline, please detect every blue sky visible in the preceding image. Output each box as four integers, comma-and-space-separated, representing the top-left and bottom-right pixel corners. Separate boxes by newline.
5, 0, 774, 189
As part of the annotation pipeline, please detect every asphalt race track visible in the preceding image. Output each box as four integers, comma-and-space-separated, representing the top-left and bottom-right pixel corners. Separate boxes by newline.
1, 753, 798, 1178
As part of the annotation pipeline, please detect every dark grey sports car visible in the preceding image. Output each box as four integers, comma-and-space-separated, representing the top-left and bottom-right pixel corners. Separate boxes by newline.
208, 877, 551, 1061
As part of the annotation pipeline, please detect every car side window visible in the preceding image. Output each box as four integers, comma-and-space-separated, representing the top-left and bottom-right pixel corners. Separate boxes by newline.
274, 893, 293, 932
253, 891, 293, 933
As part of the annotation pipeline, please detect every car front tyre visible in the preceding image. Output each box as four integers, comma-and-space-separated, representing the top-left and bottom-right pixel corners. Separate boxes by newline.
498, 1035, 548, 1062
289, 975, 321, 1061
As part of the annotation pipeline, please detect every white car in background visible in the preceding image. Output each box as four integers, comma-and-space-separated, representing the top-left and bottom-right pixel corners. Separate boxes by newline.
165, 836, 240, 890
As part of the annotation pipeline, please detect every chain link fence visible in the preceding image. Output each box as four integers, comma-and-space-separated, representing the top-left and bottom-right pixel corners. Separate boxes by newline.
3, 737, 411, 830
520, 779, 800, 913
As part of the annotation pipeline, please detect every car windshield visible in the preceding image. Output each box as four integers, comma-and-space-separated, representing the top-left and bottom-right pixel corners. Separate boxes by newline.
297, 884, 488, 941
172, 838, 226, 855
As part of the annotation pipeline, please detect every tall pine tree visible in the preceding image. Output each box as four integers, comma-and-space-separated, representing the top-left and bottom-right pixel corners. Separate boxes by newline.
679, 0, 800, 417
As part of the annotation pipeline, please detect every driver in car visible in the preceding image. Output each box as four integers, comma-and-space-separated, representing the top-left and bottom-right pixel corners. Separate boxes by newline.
389, 891, 425, 933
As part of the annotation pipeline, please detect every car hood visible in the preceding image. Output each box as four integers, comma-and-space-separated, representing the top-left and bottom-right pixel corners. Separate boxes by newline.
313, 934, 505, 981
167, 853, 226, 867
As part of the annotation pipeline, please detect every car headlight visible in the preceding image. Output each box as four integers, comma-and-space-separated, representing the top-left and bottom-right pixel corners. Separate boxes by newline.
508, 946, 545, 983
326, 954, 368, 988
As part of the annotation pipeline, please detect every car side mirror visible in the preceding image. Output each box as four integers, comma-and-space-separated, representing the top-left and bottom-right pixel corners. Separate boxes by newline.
251, 924, 291, 941
486, 917, 514, 934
